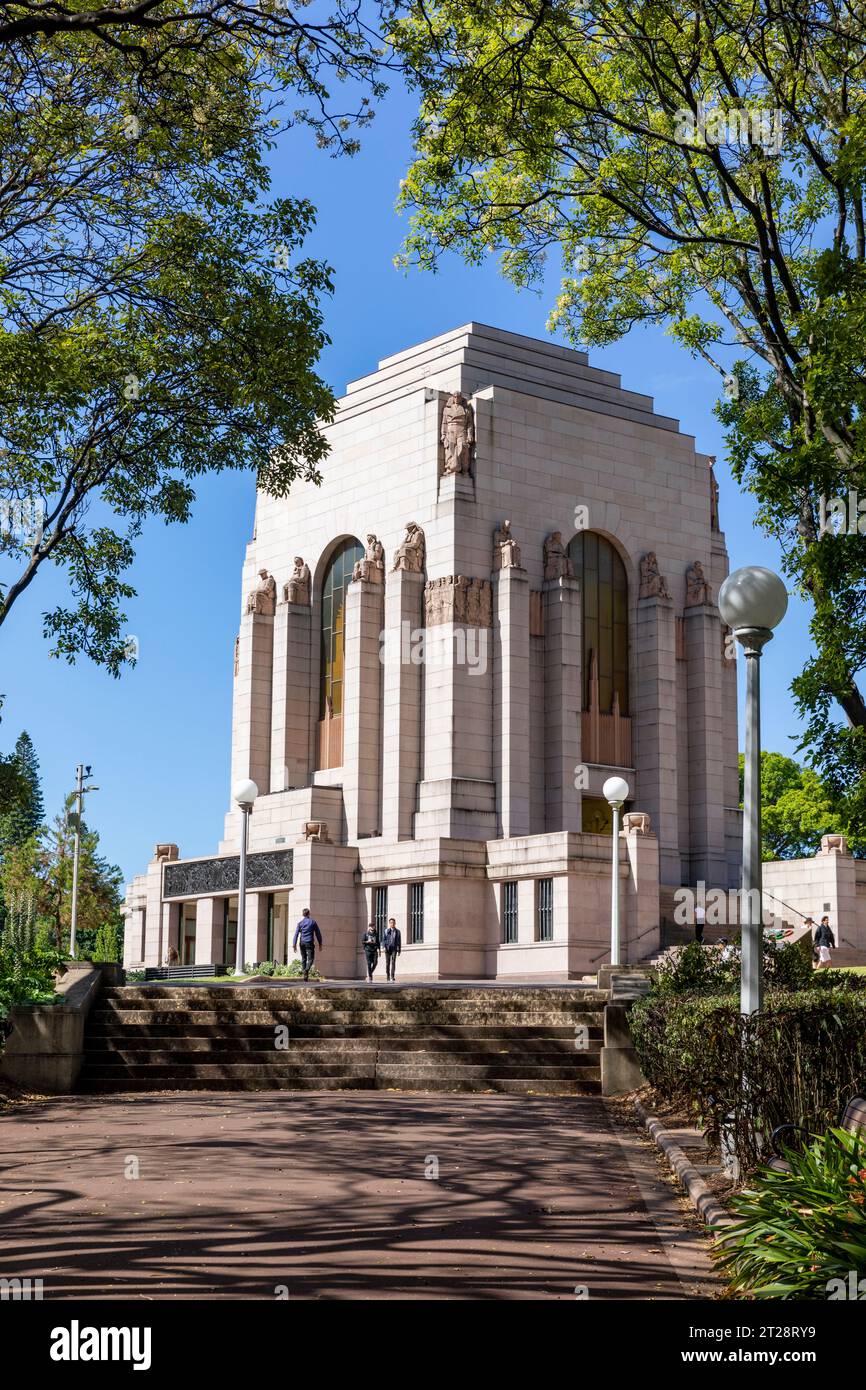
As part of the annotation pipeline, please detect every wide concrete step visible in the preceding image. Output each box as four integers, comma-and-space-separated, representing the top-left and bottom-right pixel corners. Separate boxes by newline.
85, 1031, 602, 1052
78, 1060, 601, 1082
103, 987, 603, 1004
82, 1048, 600, 1069
90, 1008, 599, 1028
77, 1075, 600, 1094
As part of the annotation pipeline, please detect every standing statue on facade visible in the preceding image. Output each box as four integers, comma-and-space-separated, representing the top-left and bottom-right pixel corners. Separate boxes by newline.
543, 531, 574, 581
685, 560, 712, 607
494, 519, 522, 570
708, 457, 720, 531
440, 392, 475, 475
638, 552, 671, 600
283, 556, 311, 605
392, 521, 426, 573
352, 533, 385, 584
246, 568, 277, 615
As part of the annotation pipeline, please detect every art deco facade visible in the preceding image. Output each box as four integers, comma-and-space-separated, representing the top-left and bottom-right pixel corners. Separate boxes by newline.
124, 324, 742, 979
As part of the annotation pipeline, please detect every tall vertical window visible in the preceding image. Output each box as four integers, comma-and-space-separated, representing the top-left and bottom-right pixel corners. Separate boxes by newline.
568, 532, 629, 716
318, 537, 364, 769
535, 879, 553, 942
409, 883, 425, 944
502, 881, 518, 944
374, 886, 388, 939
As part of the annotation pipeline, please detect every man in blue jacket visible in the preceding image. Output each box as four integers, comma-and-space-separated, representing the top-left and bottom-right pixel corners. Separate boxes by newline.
293, 908, 322, 981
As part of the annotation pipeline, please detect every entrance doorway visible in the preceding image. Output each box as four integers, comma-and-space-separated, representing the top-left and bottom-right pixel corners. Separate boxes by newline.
222, 897, 238, 967
180, 903, 196, 964
267, 891, 290, 964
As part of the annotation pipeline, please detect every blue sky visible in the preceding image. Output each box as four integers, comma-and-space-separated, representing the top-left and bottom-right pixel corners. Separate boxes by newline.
0, 84, 812, 883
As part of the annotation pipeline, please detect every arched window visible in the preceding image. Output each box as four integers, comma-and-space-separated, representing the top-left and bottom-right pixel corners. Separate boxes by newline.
568, 532, 629, 716
318, 537, 364, 769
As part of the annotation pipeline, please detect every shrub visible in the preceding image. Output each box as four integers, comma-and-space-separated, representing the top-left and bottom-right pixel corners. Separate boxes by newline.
630, 988, 866, 1170
714, 1127, 866, 1298
649, 938, 813, 999
92, 921, 121, 963
250, 959, 321, 979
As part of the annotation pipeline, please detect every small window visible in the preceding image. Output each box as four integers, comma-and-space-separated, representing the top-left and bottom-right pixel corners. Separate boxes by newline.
409, 883, 424, 944
502, 882, 518, 944
535, 879, 553, 942
374, 886, 388, 939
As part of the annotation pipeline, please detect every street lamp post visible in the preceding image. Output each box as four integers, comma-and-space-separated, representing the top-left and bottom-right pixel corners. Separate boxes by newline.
718, 566, 788, 1015
603, 776, 630, 967
232, 780, 258, 978
69, 763, 98, 960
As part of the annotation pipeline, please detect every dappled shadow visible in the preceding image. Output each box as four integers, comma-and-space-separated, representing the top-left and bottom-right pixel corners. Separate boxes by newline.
0, 1092, 711, 1299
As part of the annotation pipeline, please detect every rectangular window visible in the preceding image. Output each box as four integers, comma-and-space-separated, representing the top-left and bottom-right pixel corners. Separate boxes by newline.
374, 886, 388, 939
535, 879, 553, 942
502, 882, 518, 944
409, 883, 424, 944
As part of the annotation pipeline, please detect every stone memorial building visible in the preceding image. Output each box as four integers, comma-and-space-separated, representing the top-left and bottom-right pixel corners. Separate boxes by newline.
124, 323, 742, 979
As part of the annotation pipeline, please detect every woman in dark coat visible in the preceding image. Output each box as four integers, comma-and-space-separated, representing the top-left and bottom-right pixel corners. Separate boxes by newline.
362, 923, 380, 983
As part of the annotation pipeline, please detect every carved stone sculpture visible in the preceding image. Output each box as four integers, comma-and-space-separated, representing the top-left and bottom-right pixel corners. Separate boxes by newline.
352, 533, 385, 584
820, 833, 850, 856
154, 843, 179, 862
543, 531, 574, 581
392, 521, 426, 573
283, 556, 311, 605
708, 457, 720, 531
246, 567, 277, 616
638, 552, 671, 600
424, 575, 493, 627
494, 519, 523, 570
621, 812, 652, 836
440, 392, 475, 475
303, 821, 331, 843
685, 560, 713, 607
233, 634, 239, 677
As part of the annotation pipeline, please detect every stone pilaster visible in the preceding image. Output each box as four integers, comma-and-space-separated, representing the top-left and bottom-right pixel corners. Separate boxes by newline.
160, 900, 180, 967
684, 602, 728, 885
194, 897, 223, 966
620, 819, 661, 962
381, 568, 425, 841
245, 892, 270, 966
634, 595, 680, 884
270, 599, 313, 792
416, 576, 496, 839
494, 565, 531, 836
230, 609, 274, 796
543, 575, 581, 833
342, 578, 384, 840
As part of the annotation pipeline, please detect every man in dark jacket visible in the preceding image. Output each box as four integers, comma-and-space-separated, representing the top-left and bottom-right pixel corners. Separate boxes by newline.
293, 909, 322, 981
383, 918, 401, 982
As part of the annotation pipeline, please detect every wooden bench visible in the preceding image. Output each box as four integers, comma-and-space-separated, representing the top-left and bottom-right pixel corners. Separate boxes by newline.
768, 1094, 866, 1171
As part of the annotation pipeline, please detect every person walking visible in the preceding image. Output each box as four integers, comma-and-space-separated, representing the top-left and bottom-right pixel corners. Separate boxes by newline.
383, 917, 402, 982
292, 908, 322, 981
694, 902, 706, 945
814, 914, 836, 969
362, 923, 380, 983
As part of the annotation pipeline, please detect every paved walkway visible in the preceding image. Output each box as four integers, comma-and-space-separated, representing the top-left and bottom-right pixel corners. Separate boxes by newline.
0, 1092, 717, 1299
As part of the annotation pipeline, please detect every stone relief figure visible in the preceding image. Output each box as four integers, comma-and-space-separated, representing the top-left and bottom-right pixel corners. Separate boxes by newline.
283, 556, 311, 605
621, 812, 652, 836
685, 560, 713, 607
233, 634, 239, 677
352, 533, 385, 584
424, 575, 493, 627
440, 391, 475, 475
708, 456, 720, 531
543, 531, 574, 581
392, 521, 426, 572
494, 519, 523, 570
153, 843, 179, 862
638, 552, 672, 600
246, 567, 277, 615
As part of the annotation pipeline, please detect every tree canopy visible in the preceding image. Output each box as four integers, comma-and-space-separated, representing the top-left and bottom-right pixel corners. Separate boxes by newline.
0, 4, 389, 669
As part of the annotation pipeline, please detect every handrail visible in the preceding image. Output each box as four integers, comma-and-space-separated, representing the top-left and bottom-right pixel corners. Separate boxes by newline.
760, 889, 812, 925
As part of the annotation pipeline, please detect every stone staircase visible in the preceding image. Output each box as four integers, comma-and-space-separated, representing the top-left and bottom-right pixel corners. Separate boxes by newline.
78, 985, 606, 1095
